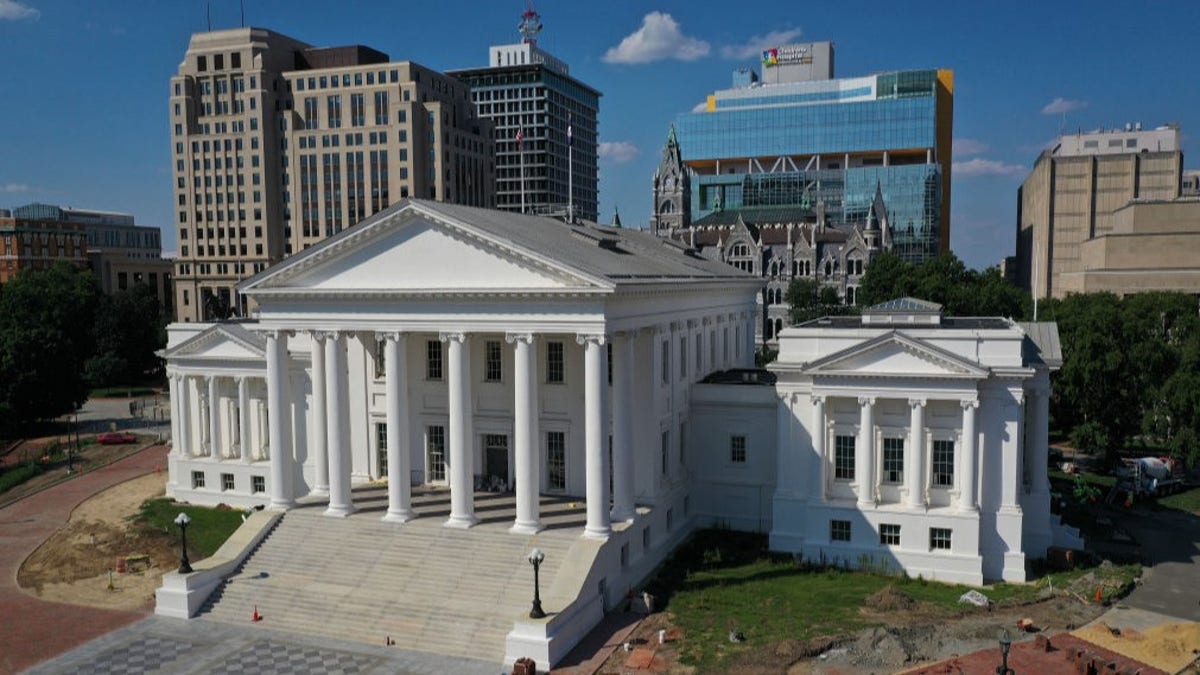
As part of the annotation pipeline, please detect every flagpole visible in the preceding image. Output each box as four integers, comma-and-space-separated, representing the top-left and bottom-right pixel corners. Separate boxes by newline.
567, 114, 574, 223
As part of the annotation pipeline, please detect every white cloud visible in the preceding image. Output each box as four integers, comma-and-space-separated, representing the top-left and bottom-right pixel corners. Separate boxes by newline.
0, 183, 32, 193
0, 0, 39, 21
953, 158, 1025, 177
598, 141, 638, 164
1042, 97, 1087, 115
719, 28, 803, 60
953, 137, 988, 157
602, 12, 710, 64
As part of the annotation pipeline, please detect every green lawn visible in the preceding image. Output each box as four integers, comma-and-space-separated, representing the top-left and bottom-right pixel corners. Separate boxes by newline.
1156, 486, 1200, 515
653, 530, 1138, 670
134, 498, 246, 559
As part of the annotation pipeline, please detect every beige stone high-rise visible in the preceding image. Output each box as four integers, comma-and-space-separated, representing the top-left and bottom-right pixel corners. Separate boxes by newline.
171, 28, 494, 321
1017, 124, 1200, 298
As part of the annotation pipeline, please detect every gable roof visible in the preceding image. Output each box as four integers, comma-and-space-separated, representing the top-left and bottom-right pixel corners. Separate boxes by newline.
239, 200, 757, 298
162, 322, 266, 361
1018, 322, 1063, 368
801, 331, 989, 379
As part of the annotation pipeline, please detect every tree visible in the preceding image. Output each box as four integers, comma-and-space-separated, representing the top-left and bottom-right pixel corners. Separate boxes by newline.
785, 278, 856, 325
0, 263, 101, 426
87, 284, 168, 387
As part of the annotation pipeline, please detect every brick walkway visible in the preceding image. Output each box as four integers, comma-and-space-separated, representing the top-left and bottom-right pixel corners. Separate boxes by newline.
0, 443, 169, 675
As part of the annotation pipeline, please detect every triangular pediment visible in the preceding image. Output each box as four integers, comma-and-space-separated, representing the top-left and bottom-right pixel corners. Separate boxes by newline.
164, 324, 265, 361
242, 202, 609, 296
804, 332, 988, 379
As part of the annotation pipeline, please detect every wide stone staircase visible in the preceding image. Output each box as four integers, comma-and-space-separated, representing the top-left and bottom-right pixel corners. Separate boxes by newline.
197, 486, 583, 662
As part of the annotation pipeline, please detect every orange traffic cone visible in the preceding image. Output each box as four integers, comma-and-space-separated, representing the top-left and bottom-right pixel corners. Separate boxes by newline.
252, 606, 262, 622
1094, 587, 1103, 603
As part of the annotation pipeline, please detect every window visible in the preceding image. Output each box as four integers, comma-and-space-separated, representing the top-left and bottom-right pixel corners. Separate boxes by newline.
695, 333, 702, 372
834, 435, 856, 480
880, 524, 901, 546
642, 526, 651, 551
485, 340, 502, 382
660, 339, 669, 384
679, 336, 687, 379
426, 425, 446, 482
660, 430, 670, 476
374, 338, 386, 379
547, 431, 566, 490
191, 471, 206, 489
376, 422, 388, 477
221, 473, 235, 491
251, 475, 265, 493
932, 439, 955, 487
546, 341, 564, 383
730, 435, 747, 463
930, 528, 952, 550
666, 508, 674, 531
882, 438, 904, 483
830, 519, 851, 542
374, 90, 389, 125
426, 340, 443, 380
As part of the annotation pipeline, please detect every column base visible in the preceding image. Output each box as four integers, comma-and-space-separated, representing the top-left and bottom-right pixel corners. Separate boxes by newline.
582, 525, 611, 540
856, 500, 875, 509
445, 514, 478, 529
956, 505, 979, 514
268, 499, 295, 511
609, 506, 636, 523
382, 509, 415, 524
310, 486, 330, 497
323, 504, 356, 518
510, 520, 544, 535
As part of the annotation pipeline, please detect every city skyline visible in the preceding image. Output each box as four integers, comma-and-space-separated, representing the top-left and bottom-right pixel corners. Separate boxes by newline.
2, 0, 1200, 270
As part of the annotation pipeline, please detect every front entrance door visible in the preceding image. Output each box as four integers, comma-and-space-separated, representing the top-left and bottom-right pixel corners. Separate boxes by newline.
484, 434, 509, 490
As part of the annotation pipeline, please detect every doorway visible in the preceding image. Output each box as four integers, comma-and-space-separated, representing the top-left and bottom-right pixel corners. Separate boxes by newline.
483, 433, 509, 491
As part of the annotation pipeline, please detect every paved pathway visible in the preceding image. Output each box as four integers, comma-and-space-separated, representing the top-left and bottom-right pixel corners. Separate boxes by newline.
0, 443, 169, 675
1119, 507, 1200, 621
26, 616, 497, 675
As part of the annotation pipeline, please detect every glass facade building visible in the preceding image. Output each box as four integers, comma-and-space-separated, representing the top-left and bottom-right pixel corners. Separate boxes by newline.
673, 69, 953, 262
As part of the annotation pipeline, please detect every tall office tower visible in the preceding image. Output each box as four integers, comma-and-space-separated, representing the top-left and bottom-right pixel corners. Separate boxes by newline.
655, 42, 953, 264
450, 6, 600, 222
171, 28, 494, 322
1018, 123, 1200, 298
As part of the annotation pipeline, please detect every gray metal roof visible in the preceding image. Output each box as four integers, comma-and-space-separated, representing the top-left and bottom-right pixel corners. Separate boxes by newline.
796, 316, 1011, 330
1017, 322, 1063, 368
866, 297, 943, 313
240, 199, 759, 292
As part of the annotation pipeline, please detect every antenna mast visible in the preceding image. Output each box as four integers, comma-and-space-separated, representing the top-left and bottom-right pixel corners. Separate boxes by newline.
518, 2, 542, 45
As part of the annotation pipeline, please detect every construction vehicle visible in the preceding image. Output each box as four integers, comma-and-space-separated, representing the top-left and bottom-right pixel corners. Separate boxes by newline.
1114, 456, 1186, 498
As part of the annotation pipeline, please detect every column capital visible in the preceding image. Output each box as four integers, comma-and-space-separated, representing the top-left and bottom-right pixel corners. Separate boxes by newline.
439, 331, 467, 344
908, 398, 926, 409
261, 328, 295, 340
377, 330, 407, 343
960, 398, 980, 410
701, 316, 712, 326
309, 330, 337, 342
575, 332, 607, 346
811, 394, 826, 406
686, 318, 698, 329
614, 328, 640, 339
858, 396, 876, 407
505, 332, 535, 345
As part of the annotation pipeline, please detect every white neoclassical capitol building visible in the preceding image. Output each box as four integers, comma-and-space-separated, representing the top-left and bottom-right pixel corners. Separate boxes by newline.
158, 199, 1079, 667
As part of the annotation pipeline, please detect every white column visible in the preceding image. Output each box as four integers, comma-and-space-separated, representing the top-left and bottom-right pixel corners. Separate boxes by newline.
958, 399, 978, 513
265, 331, 295, 509
775, 392, 797, 497
324, 332, 355, 517
745, 317, 756, 367
255, 395, 267, 461
580, 333, 611, 539
610, 331, 636, 523
444, 332, 477, 528
309, 332, 329, 496
179, 376, 193, 456
1003, 392, 1024, 510
509, 333, 542, 533
207, 376, 220, 459
857, 396, 875, 507
239, 377, 252, 464
383, 332, 414, 523
811, 395, 826, 503
168, 374, 181, 453
907, 399, 926, 509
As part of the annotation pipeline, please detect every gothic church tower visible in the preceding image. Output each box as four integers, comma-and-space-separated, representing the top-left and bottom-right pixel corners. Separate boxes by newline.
650, 125, 691, 236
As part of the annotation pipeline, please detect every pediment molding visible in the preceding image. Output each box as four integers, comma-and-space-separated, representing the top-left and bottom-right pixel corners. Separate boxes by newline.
164, 324, 266, 361
802, 331, 988, 380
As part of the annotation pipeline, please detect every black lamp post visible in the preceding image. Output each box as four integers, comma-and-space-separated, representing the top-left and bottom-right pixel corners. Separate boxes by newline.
175, 512, 193, 574
528, 548, 546, 619
996, 629, 1014, 675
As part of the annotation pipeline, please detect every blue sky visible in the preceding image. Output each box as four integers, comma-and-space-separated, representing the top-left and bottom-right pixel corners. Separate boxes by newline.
2, 0, 1198, 270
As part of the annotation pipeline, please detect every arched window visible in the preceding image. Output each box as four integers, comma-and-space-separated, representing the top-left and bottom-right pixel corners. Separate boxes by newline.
792, 260, 799, 277
824, 260, 832, 276
846, 286, 857, 305
765, 321, 774, 340
659, 201, 673, 215
775, 288, 783, 304
775, 318, 783, 337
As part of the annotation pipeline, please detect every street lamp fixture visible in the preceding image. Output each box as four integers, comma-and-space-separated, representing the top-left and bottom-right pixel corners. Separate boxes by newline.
996, 629, 1014, 675
528, 548, 546, 619
174, 512, 193, 574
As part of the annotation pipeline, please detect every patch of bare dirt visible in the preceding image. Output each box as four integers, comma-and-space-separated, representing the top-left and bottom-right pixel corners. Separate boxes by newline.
18, 472, 176, 611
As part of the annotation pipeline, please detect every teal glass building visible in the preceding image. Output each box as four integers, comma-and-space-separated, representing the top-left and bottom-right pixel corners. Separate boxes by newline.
670, 68, 954, 262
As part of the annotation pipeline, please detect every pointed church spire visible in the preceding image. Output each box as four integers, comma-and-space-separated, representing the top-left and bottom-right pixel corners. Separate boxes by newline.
612, 206, 622, 228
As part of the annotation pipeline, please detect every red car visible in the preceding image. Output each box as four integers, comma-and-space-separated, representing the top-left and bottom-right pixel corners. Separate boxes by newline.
97, 431, 137, 445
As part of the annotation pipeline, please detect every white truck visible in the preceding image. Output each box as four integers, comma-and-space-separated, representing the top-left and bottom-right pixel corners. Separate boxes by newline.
1115, 456, 1186, 497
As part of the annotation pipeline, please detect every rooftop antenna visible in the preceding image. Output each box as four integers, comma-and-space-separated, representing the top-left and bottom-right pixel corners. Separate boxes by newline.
519, 1, 542, 45
240, 0, 245, 27
206, 1, 211, 31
